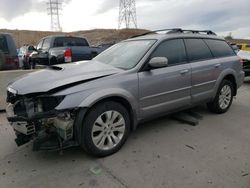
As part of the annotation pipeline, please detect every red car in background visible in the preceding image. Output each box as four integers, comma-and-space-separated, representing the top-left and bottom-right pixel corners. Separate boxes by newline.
18, 45, 36, 69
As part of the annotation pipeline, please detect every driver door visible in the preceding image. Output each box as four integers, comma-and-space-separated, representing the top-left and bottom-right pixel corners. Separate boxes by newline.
138, 39, 191, 119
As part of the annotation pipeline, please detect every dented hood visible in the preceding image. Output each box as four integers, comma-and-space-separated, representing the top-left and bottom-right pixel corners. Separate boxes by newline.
8, 61, 122, 95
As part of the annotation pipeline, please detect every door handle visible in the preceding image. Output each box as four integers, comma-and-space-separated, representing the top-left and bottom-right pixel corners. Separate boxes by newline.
180, 69, 189, 74
214, 63, 221, 68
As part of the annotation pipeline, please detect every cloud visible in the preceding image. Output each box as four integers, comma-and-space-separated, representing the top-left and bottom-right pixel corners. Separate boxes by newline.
134, 0, 250, 38
96, 0, 164, 14
0, 0, 72, 21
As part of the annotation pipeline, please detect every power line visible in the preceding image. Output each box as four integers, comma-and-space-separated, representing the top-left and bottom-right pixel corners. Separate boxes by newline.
118, 0, 137, 29
47, 0, 62, 32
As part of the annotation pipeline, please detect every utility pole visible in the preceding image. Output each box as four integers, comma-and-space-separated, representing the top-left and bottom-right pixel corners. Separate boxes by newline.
118, 0, 137, 29
47, 0, 62, 32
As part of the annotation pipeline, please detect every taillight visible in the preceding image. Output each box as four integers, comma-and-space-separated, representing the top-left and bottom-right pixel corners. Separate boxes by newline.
5, 56, 19, 69
64, 48, 72, 63
25, 52, 31, 57
238, 56, 243, 65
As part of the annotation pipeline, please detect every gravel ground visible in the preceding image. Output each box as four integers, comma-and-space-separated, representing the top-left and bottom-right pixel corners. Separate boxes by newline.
0, 79, 249, 188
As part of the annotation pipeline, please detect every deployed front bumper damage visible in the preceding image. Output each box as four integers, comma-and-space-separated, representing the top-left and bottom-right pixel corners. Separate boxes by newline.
6, 92, 78, 151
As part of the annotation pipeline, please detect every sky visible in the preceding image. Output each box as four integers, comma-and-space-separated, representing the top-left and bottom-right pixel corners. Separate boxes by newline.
0, 0, 249, 39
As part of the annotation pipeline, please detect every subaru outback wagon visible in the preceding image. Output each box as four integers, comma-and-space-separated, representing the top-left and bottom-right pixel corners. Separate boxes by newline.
6, 29, 244, 157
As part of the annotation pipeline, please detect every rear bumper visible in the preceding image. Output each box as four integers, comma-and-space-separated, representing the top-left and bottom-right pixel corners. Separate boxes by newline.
243, 66, 250, 76
238, 71, 245, 87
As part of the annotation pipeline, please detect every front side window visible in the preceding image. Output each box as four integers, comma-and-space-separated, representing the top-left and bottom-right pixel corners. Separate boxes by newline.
94, 40, 156, 70
42, 38, 51, 50
150, 39, 187, 65
37, 40, 43, 50
185, 38, 213, 62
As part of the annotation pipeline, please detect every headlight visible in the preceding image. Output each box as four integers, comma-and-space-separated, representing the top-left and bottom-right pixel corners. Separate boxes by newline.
35, 96, 65, 113
7, 87, 18, 95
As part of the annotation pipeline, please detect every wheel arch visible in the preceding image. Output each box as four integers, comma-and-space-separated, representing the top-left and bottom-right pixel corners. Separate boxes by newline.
78, 89, 139, 131
214, 69, 238, 98
223, 74, 237, 96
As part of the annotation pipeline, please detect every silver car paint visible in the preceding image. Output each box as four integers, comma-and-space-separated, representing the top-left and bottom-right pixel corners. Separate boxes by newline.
7, 33, 245, 125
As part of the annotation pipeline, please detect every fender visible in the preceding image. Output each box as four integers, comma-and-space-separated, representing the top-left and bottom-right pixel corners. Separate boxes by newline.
212, 68, 237, 98
79, 88, 139, 130
79, 88, 138, 115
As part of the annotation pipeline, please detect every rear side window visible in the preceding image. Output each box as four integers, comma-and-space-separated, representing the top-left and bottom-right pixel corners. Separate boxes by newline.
184, 39, 213, 62
204, 39, 235, 58
151, 39, 187, 65
0, 36, 8, 53
53, 37, 89, 47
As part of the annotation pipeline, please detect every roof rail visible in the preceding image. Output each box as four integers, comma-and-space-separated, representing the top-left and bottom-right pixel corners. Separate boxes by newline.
131, 28, 216, 38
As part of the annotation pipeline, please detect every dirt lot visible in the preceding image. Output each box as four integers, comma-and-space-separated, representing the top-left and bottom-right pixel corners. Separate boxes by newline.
0, 28, 147, 48
0, 79, 250, 188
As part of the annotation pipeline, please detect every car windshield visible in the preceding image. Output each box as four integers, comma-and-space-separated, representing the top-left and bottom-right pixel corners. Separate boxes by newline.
94, 40, 156, 70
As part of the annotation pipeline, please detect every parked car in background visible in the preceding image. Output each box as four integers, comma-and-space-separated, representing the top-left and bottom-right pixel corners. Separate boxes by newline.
6, 29, 244, 157
95, 42, 115, 53
0, 33, 18, 70
18, 45, 36, 69
230, 43, 240, 53
241, 44, 250, 51
237, 50, 250, 76
29, 35, 100, 68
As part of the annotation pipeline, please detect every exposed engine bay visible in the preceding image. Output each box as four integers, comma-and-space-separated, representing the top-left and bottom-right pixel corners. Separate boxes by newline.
6, 89, 78, 151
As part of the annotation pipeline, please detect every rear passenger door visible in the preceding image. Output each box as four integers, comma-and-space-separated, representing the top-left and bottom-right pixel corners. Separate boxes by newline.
184, 38, 222, 103
138, 39, 191, 118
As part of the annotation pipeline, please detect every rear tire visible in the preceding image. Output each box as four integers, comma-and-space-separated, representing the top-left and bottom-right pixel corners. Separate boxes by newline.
207, 80, 234, 114
80, 101, 130, 157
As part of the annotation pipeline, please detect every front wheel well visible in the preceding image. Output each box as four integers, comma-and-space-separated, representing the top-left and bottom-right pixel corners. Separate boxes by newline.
87, 96, 136, 131
223, 74, 237, 96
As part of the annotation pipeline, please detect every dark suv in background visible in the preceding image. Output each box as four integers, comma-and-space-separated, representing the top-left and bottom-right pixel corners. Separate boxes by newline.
0, 33, 18, 70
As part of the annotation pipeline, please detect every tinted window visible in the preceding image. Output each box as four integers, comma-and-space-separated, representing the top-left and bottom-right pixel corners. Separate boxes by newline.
42, 38, 51, 50
204, 39, 235, 58
246, 44, 250, 48
185, 39, 213, 62
0, 36, 8, 53
151, 39, 187, 65
53, 37, 89, 47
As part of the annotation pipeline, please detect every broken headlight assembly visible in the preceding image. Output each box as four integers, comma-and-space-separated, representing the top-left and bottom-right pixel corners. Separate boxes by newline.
35, 96, 65, 113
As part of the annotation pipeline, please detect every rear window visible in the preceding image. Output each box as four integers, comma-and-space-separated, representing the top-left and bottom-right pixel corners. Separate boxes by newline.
184, 39, 213, 62
0, 36, 8, 53
204, 39, 235, 58
53, 37, 89, 47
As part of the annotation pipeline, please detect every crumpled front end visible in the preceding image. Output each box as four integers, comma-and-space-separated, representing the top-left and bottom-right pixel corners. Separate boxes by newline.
6, 87, 78, 151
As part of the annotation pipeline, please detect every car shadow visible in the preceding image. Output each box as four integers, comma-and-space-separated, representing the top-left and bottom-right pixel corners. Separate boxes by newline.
32, 105, 210, 161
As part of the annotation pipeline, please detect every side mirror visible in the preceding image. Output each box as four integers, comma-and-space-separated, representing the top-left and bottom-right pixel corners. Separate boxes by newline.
148, 57, 168, 69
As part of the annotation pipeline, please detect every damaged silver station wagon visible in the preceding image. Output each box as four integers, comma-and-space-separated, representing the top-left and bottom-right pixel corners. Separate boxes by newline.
6, 29, 244, 157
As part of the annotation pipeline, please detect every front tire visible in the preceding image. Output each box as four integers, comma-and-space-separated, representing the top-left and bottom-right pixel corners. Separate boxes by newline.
80, 101, 130, 157
207, 80, 234, 114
